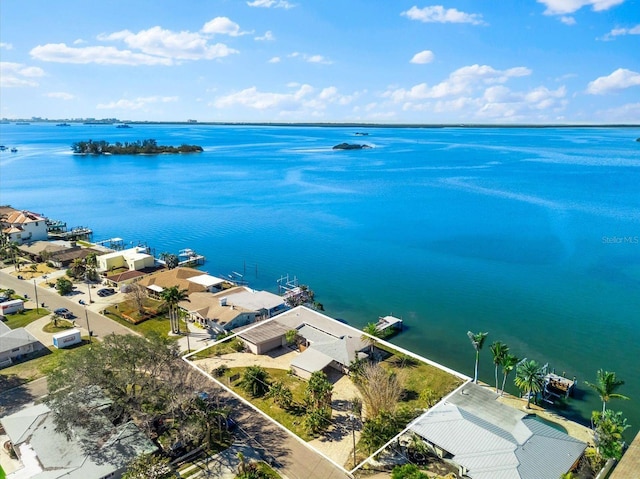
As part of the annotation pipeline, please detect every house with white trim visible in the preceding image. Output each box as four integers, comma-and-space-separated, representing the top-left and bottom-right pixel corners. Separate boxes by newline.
0, 321, 44, 369
0, 208, 48, 245
97, 246, 155, 273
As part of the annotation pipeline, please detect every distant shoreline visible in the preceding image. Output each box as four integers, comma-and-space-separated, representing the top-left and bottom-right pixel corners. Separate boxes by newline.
2, 120, 639, 128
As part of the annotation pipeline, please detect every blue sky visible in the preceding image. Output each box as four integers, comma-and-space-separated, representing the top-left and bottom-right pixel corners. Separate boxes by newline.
1, 0, 639, 123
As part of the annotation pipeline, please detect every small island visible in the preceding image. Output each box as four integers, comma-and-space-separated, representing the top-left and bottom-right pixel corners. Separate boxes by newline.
332, 142, 372, 150
71, 139, 203, 155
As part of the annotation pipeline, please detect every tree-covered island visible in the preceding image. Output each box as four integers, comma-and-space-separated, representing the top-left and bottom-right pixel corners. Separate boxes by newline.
71, 139, 203, 154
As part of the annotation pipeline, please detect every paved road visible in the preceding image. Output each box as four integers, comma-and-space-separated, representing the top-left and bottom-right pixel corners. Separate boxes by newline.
0, 269, 138, 340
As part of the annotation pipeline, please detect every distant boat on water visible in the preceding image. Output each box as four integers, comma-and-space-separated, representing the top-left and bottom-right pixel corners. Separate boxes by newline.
0, 145, 6, 151
355, 132, 369, 136
10, 148, 18, 152
116, 124, 132, 129
56, 123, 71, 127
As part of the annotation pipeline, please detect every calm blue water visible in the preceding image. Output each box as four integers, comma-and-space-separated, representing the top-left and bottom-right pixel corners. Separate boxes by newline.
1, 123, 639, 436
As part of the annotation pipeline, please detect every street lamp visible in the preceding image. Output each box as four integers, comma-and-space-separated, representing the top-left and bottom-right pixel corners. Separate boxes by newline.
84, 306, 92, 343
33, 279, 39, 313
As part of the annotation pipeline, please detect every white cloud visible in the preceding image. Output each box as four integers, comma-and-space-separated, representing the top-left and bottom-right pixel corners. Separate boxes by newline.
287, 52, 332, 64
0, 62, 45, 87
402, 5, 485, 25
586, 68, 640, 94
537, 0, 625, 15
255, 31, 275, 41
268, 56, 281, 63
46, 92, 74, 100
601, 24, 640, 40
384, 64, 531, 101
410, 50, 435, 64
31, 20, 240, 66
97, 96, 178, 110
201, 17, 247, 36
0, 42, 13, 50
247, 0, 294, 8
31, 43, 174, 65
73, 39, 86, 45
212, 83, 357, 113
560, 16, 576, 25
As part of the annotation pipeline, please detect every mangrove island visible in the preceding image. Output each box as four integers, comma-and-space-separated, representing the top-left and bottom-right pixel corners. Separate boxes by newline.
332, 142, 372, 150
71, 139, 203, 155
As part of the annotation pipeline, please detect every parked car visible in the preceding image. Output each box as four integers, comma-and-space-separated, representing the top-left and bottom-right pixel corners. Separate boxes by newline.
97, 288, 116, 297
54, 308, 74, 319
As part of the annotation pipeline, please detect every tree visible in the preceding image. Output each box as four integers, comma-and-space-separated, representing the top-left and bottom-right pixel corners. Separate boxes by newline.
592, 409, 630, 460
56, 277, 73, 296
122, 453, 173, 479
46, 333, 199, 441
490, 341, 509, 393
267, 381, 293, 409
360, 410, 404, 454
285, 329, 299, 347
127, 282, 148, 315
467, 331, 488, 384
358, 362, 403, 419
391, 464, 429, 479
159, 252, 179, 269
362, 322, 381, 355
514, 360, 544, 408
585, 369, 630, 414
69, 257, 86, 279
305, 370, 333, 412
160, 285, 189, 334
239, 365, 270, 398
500, 353, 519, 396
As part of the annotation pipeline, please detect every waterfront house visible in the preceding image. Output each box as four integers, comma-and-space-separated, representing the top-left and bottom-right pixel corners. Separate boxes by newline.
0, 207, 48, 245
179, 286, 285, 334
0, 321, 45, 369
0, 402, 157, 479
137, 267, 211, 298
409, 382, 586, 479
97, 246, 155, 273
238, 306, 369, 379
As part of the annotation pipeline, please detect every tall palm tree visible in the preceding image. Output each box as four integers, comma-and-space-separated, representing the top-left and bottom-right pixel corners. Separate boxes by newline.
514, 359, 544, 409
159, 285, 189, 334
500, 353, 519, 396
467, 331, 488, 384
585, 369, 630, 414
490, 341, 509, 393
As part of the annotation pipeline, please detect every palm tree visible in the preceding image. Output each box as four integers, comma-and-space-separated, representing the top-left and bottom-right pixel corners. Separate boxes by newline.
490, 341, 509, 393
159, 285, 189, 334
514, 360, 544, 408
238, 365, 270, 397
585, 369, 630, 414
362, 322, 381, 355
467, 331, 488, 384
500, 353, 519, 396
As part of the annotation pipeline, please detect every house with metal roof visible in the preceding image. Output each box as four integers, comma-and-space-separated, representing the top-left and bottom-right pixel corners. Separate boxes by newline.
409, 382, 586, 479
0, 402, 157, 479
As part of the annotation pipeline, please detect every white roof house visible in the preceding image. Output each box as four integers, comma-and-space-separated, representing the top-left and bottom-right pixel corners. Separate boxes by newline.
410, 383, 586, 479
186, 273, 227, 290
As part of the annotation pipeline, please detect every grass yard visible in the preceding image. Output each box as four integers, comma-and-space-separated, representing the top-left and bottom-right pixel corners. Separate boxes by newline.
221, 367, 314, 441
1, 308, 49, 329
0, 465, 5, 479
190, 336, 244, 359
42, 319, 75, 333
378, 345, 464, 411
103, 300, 176, 339
0, 340, 90, 384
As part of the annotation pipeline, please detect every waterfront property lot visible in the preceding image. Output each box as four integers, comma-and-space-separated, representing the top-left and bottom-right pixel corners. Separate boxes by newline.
189, 312, 466, 471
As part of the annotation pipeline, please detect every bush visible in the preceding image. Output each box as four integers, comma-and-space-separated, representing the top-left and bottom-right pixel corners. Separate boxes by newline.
213, 364, 228, 377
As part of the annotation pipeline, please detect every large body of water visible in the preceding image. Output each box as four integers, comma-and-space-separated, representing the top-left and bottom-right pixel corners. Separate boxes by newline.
1, 123, 639, 436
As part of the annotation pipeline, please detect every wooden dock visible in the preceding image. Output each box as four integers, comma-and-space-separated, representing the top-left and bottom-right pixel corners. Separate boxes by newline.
178, 248, 205, 266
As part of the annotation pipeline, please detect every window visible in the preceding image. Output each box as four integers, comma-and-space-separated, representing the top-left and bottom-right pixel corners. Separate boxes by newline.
12, 348, 20, 352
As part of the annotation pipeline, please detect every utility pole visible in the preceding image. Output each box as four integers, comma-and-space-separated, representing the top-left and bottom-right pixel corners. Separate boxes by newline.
33, 279, 39, 313
84, 306, 92, 343
349, 414, 357, 468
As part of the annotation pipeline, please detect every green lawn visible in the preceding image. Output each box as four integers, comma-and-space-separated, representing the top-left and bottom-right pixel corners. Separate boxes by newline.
190, 336, 244, 359
0, 340, 90, 384
1, 308, 49, 329
221, 367, 314, 441
103, 301, 177, 340
42, 319, 75, 333
0, 465, 6, 479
